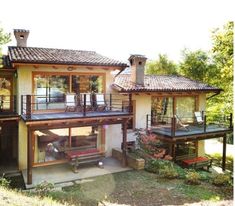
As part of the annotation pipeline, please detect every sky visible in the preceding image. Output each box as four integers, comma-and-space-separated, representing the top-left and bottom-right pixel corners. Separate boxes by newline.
0, 0, 234, 63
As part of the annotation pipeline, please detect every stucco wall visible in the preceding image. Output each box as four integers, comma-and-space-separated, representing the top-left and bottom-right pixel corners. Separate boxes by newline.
18, 120, 27, 170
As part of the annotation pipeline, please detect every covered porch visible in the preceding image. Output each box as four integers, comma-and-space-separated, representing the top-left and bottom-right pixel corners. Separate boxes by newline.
22, 157, 132, 189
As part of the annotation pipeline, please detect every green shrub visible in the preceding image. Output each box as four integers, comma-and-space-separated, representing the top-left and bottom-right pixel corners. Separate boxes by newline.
211, 173, 231, 186
185, 170, 201, 185
145, 159, 172, 174
159, 165, 178, 179
35, 181, 54, 195
0, 176, 10, 188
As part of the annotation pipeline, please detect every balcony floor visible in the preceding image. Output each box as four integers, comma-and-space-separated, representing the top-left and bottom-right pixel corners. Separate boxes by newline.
151, 124, 230, 138
22, 111, 131, 121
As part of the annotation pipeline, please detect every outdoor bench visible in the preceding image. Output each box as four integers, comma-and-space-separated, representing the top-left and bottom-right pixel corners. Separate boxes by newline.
65, 148, 105, 173
182, 156, 212, 171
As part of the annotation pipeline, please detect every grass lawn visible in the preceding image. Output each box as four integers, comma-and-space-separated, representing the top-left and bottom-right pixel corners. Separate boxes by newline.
31, 170, 233, 206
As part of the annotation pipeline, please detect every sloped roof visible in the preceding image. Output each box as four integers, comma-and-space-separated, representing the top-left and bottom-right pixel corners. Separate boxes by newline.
1, 55, 13, 69
113, 74, 221, 93
8, 46, 128, 67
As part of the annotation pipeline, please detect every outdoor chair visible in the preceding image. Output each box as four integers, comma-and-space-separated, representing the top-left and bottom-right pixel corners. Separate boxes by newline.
80, 93, 93, 111
194, 111, 204, 125
175, 115, 190, 131
65, 93, 77, 112
95, 93, 107, 111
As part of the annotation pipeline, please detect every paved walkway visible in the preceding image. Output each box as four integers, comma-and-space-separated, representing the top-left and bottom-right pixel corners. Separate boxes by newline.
22, 157, 131, 189
205, 139, 234, 156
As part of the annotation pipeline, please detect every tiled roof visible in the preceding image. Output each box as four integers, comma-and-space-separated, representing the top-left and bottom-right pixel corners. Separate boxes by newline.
113, 74, 221, 93
1, 55, 13, 69
8, 46, 128, 67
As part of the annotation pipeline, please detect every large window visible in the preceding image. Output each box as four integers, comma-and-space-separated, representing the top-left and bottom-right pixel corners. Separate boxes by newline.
176, 97, 196, 122
34, 126, 101, 164
0, 76, 12, 110
33, 73, 104, 110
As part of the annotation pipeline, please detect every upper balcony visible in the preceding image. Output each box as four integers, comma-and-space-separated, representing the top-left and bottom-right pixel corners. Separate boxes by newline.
0, 95, 18, 118
21, 93, 133, 122
147, 112, 233, 140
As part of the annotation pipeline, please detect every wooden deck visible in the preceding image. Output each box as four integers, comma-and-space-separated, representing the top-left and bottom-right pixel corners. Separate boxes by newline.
151, 124, 231, 139
21, 111, 131, 121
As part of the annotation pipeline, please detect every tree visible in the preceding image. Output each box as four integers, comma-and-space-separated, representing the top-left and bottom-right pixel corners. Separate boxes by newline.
208, 22, 234, 115
0, 26, 11, 68
179, 49, 218, 83
146, 54, 178, 75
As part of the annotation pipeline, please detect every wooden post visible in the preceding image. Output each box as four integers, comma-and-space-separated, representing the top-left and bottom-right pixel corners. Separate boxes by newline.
27, 127, 32, 184
203, 115, 207, 133
171, 117, 176, 137
122, 120, 128, 167
173, 97, 176, 116
13, 95, 17, 113
101, 126, 106, 153
26, 95, 31, 119
83, 94, 86, 116
128, 94, 132, 113
172, 144, 176, 161
109, 94, 112, 111
222, 135, 227, 171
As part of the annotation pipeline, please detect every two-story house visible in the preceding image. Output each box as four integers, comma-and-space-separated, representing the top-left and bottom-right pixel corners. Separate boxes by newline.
0, 29, 232, 185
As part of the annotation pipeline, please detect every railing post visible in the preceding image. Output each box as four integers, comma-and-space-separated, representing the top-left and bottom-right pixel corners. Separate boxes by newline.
229, 113, 233, 129
83, 94, 86, 116
109, 93, 112, 111
203, 115, 207, 133
171, 117, 176, 137
146, 114, 149, 130
201, 111, 204, 120
128, 93, 132, 113
26, 95, 31, 119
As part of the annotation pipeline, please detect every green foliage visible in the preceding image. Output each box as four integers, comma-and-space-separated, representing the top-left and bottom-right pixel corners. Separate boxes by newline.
159, 165, 178, 179
0, 176, 11, 188
0, 26, 11, 68
146, 54, 178, 75
145, 159, 172, 173
179, 49, 218, 83
206, 153, 233, 172
185, 170, 201, 185
211, 173, 231, 186
35, 181, 55, 195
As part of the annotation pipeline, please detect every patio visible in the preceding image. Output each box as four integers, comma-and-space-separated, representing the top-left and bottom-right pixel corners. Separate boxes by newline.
22, 157, 132, 189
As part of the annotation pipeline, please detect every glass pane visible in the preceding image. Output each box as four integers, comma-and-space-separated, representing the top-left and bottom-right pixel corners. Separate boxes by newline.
176, 97, 195, 122
72, 75, 103, 93
34, 129, 69, 163
0, 77, 12, 110
71, 126, 99, 150
151, 97, 173, 123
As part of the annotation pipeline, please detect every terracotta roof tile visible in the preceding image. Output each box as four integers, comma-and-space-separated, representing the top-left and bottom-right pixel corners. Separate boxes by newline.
1, 55, 13, 69
113, 74, 221, 93
8, 46, 128, 67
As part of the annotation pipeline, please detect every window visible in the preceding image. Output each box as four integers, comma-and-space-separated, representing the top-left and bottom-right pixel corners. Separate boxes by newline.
176, 97, 196, 122
72, 75, 103, 93
0, 76, 12, 111
34, 126, 102, 164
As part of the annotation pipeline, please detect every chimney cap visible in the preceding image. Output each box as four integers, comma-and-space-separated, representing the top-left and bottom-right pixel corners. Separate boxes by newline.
14, 29, 30, 33
128, 54, 147, 61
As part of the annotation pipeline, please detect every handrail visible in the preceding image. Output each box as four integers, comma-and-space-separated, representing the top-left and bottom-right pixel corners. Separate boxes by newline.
21, 93, 132, 119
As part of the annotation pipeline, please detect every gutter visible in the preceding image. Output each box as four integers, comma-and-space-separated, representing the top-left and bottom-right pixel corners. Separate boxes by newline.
206, 90, 222, 100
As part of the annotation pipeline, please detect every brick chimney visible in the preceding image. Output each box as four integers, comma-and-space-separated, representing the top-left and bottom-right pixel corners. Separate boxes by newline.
14, 29, 30, 47
129, 54, 147, 85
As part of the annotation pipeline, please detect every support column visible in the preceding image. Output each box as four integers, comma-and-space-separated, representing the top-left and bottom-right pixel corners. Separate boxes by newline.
27, 127, 33, 184
122, 120, 128, 167
222, 135, 227, 171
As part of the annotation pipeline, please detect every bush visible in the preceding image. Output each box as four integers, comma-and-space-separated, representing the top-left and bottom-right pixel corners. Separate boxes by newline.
185, 170, 201, 185
159, 165, 178, 179
35, 181, 55, 195
0, 176, 10, 188
145, 159, 172, 174
211, 173, 231, 186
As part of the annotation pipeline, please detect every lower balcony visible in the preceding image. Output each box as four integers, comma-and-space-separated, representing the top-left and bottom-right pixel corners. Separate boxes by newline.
147, 112, 233, 141
0, 95, 18, 118
21, 93, 132, 121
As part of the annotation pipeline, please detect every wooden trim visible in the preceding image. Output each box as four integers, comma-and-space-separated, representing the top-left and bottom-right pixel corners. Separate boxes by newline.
69, 127, 72, 147
173, 97, 176, 116
27, 127, 32, 184
13, 62, 124, 70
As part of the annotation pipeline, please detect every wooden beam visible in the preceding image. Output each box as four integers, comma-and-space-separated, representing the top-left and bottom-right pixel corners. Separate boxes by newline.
222, 135, 227, 171
101, 126, 105, 153
27, 127, 33, 184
